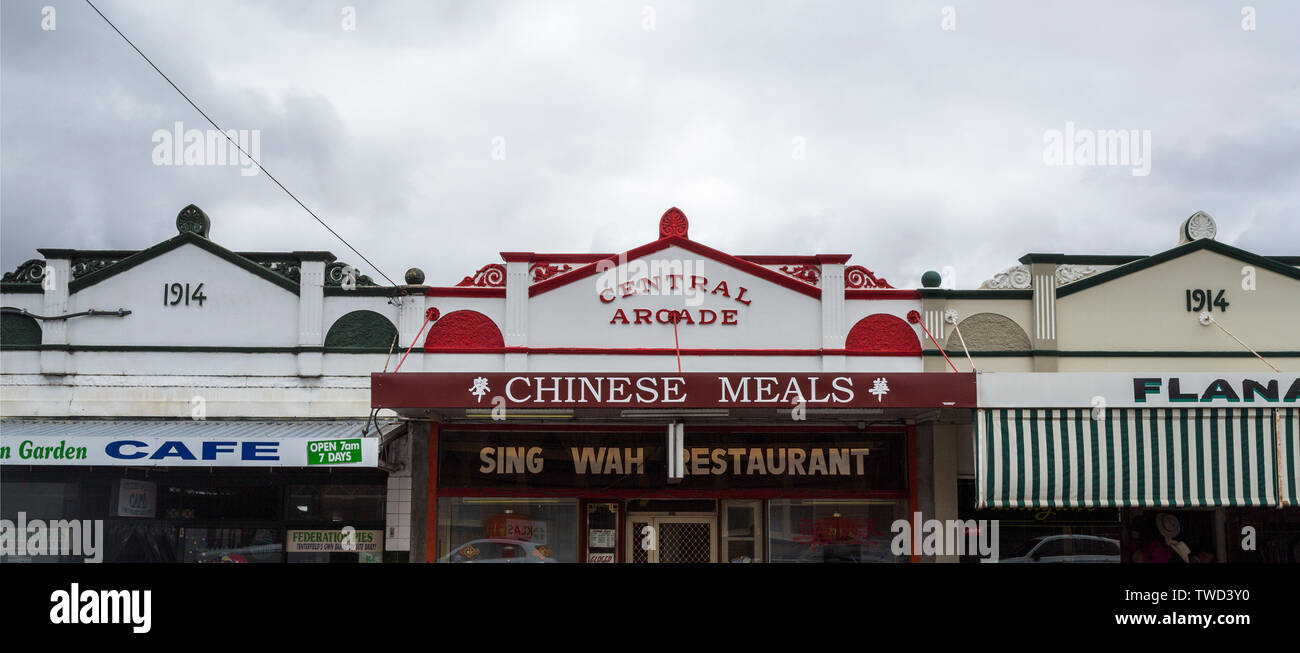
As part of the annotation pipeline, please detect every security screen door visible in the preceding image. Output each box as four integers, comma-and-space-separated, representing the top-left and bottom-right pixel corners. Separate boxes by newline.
625, 516, 717, 563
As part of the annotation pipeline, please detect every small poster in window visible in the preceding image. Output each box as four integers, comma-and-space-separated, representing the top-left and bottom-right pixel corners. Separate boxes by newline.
588, 528, 616, 549
115, 479, 156, 518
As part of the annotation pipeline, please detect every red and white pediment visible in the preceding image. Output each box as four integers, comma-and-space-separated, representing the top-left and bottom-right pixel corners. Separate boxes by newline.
423, 208, 921, 365
525, 238, 826, 349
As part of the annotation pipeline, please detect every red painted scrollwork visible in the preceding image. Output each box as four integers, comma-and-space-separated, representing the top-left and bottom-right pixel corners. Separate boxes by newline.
529, 263, 574, 283
778, 264, 821, 285
844, 265, 892, 289
456, 264, 506, 287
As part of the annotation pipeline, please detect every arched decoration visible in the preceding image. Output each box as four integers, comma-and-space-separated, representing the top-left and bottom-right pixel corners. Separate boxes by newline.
424, 310, 505, 350
944, 313, 1031, 351
324, 310, 398, 349
0, 313, 42, 347
845, 313, 920, 354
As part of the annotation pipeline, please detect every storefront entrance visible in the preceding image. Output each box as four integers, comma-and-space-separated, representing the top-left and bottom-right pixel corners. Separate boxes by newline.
625, 515, 718, 563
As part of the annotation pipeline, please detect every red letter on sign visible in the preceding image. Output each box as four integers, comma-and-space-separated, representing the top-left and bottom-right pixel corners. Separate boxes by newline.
599, 288, 616, 303
721, 310, 738, 325
733, 287, 752, 306
711, 281, 730, 297
633, 309, 652, 324
610, 309, 629, 324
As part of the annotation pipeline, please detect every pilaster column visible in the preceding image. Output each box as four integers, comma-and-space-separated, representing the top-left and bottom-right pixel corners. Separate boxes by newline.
294, 254, 329, 377
818, 257, 846, 372
503, 256, 530, 371
397, 292, 428, 372
37, 254, 71, 375
1028, 261, 1059, 372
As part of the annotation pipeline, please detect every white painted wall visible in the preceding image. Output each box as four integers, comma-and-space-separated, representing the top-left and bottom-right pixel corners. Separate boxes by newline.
68, 243, 299, 347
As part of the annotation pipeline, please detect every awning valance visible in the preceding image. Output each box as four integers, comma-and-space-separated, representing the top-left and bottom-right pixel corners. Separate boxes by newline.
977, 408, 1299, 509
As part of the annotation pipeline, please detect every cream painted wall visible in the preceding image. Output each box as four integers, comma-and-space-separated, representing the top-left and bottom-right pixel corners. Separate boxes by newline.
1056, 249, 1300, 352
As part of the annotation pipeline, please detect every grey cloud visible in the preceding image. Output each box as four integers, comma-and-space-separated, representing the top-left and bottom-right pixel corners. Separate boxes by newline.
3, 0, 1298, 290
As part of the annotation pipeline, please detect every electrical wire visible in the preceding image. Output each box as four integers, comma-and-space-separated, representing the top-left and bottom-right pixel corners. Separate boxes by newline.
84, 0, 397, 288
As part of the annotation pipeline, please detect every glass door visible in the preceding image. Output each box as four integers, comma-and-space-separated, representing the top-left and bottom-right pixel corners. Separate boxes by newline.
721, 500, 762, 563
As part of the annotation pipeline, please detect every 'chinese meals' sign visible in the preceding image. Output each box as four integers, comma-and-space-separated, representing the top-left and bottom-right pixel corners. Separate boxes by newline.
373, 372, 975, 410
978, 373, 1300, 408
0, 436, 379, 467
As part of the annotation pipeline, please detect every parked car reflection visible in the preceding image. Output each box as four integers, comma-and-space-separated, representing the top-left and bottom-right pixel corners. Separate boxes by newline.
1000, 535, 1121, 563
440, 538, 557, 563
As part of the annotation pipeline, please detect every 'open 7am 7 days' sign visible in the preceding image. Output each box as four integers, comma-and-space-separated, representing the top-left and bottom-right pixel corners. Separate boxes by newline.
371, 373, 976, 410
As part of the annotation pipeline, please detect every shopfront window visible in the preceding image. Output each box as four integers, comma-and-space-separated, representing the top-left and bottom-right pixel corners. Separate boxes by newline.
180, 527, 283, 563
436, 498, 578, 563
162, 484, 280, 521
722, 501, 762, 563
1227, 508, 1300, 563
287, 484, 385, 522
957, 480, 1122, 563
1, 481, 79, 520
1123, 509, 1216, 564
767, 499, 905, 563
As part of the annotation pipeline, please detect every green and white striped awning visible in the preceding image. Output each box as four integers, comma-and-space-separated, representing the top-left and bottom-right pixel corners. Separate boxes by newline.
977, 408, 1299, 508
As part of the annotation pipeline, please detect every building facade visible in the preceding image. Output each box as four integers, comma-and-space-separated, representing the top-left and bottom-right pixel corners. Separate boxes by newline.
920, 211, 1300, 562
4, 205, 1296, 564
1, 205, 407, 562
371, 207, 975, 563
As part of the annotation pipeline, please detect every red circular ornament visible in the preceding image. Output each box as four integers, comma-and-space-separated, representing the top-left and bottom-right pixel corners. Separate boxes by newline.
659, 207, 689, 239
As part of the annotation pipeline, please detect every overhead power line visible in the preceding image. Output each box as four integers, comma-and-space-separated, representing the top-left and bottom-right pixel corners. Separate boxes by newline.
84, 0, 398, 287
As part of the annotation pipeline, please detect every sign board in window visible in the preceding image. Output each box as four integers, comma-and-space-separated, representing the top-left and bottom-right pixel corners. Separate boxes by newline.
286, 529, 383, 553
114, 479, 156, 518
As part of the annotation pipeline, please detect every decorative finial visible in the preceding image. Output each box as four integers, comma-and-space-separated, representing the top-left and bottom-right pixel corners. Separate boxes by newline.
659, 207, 689, 239
176, 204, 211, 237
405, 268, 426, 285
1179, 211, 1216, 244
921, 270, 942, 288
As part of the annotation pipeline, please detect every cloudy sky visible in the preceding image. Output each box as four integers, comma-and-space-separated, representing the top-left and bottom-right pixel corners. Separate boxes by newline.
3, 0, 1298, 289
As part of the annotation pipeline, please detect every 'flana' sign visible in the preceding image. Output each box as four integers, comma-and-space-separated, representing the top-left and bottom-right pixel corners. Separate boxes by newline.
978, 373, 1300, 408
